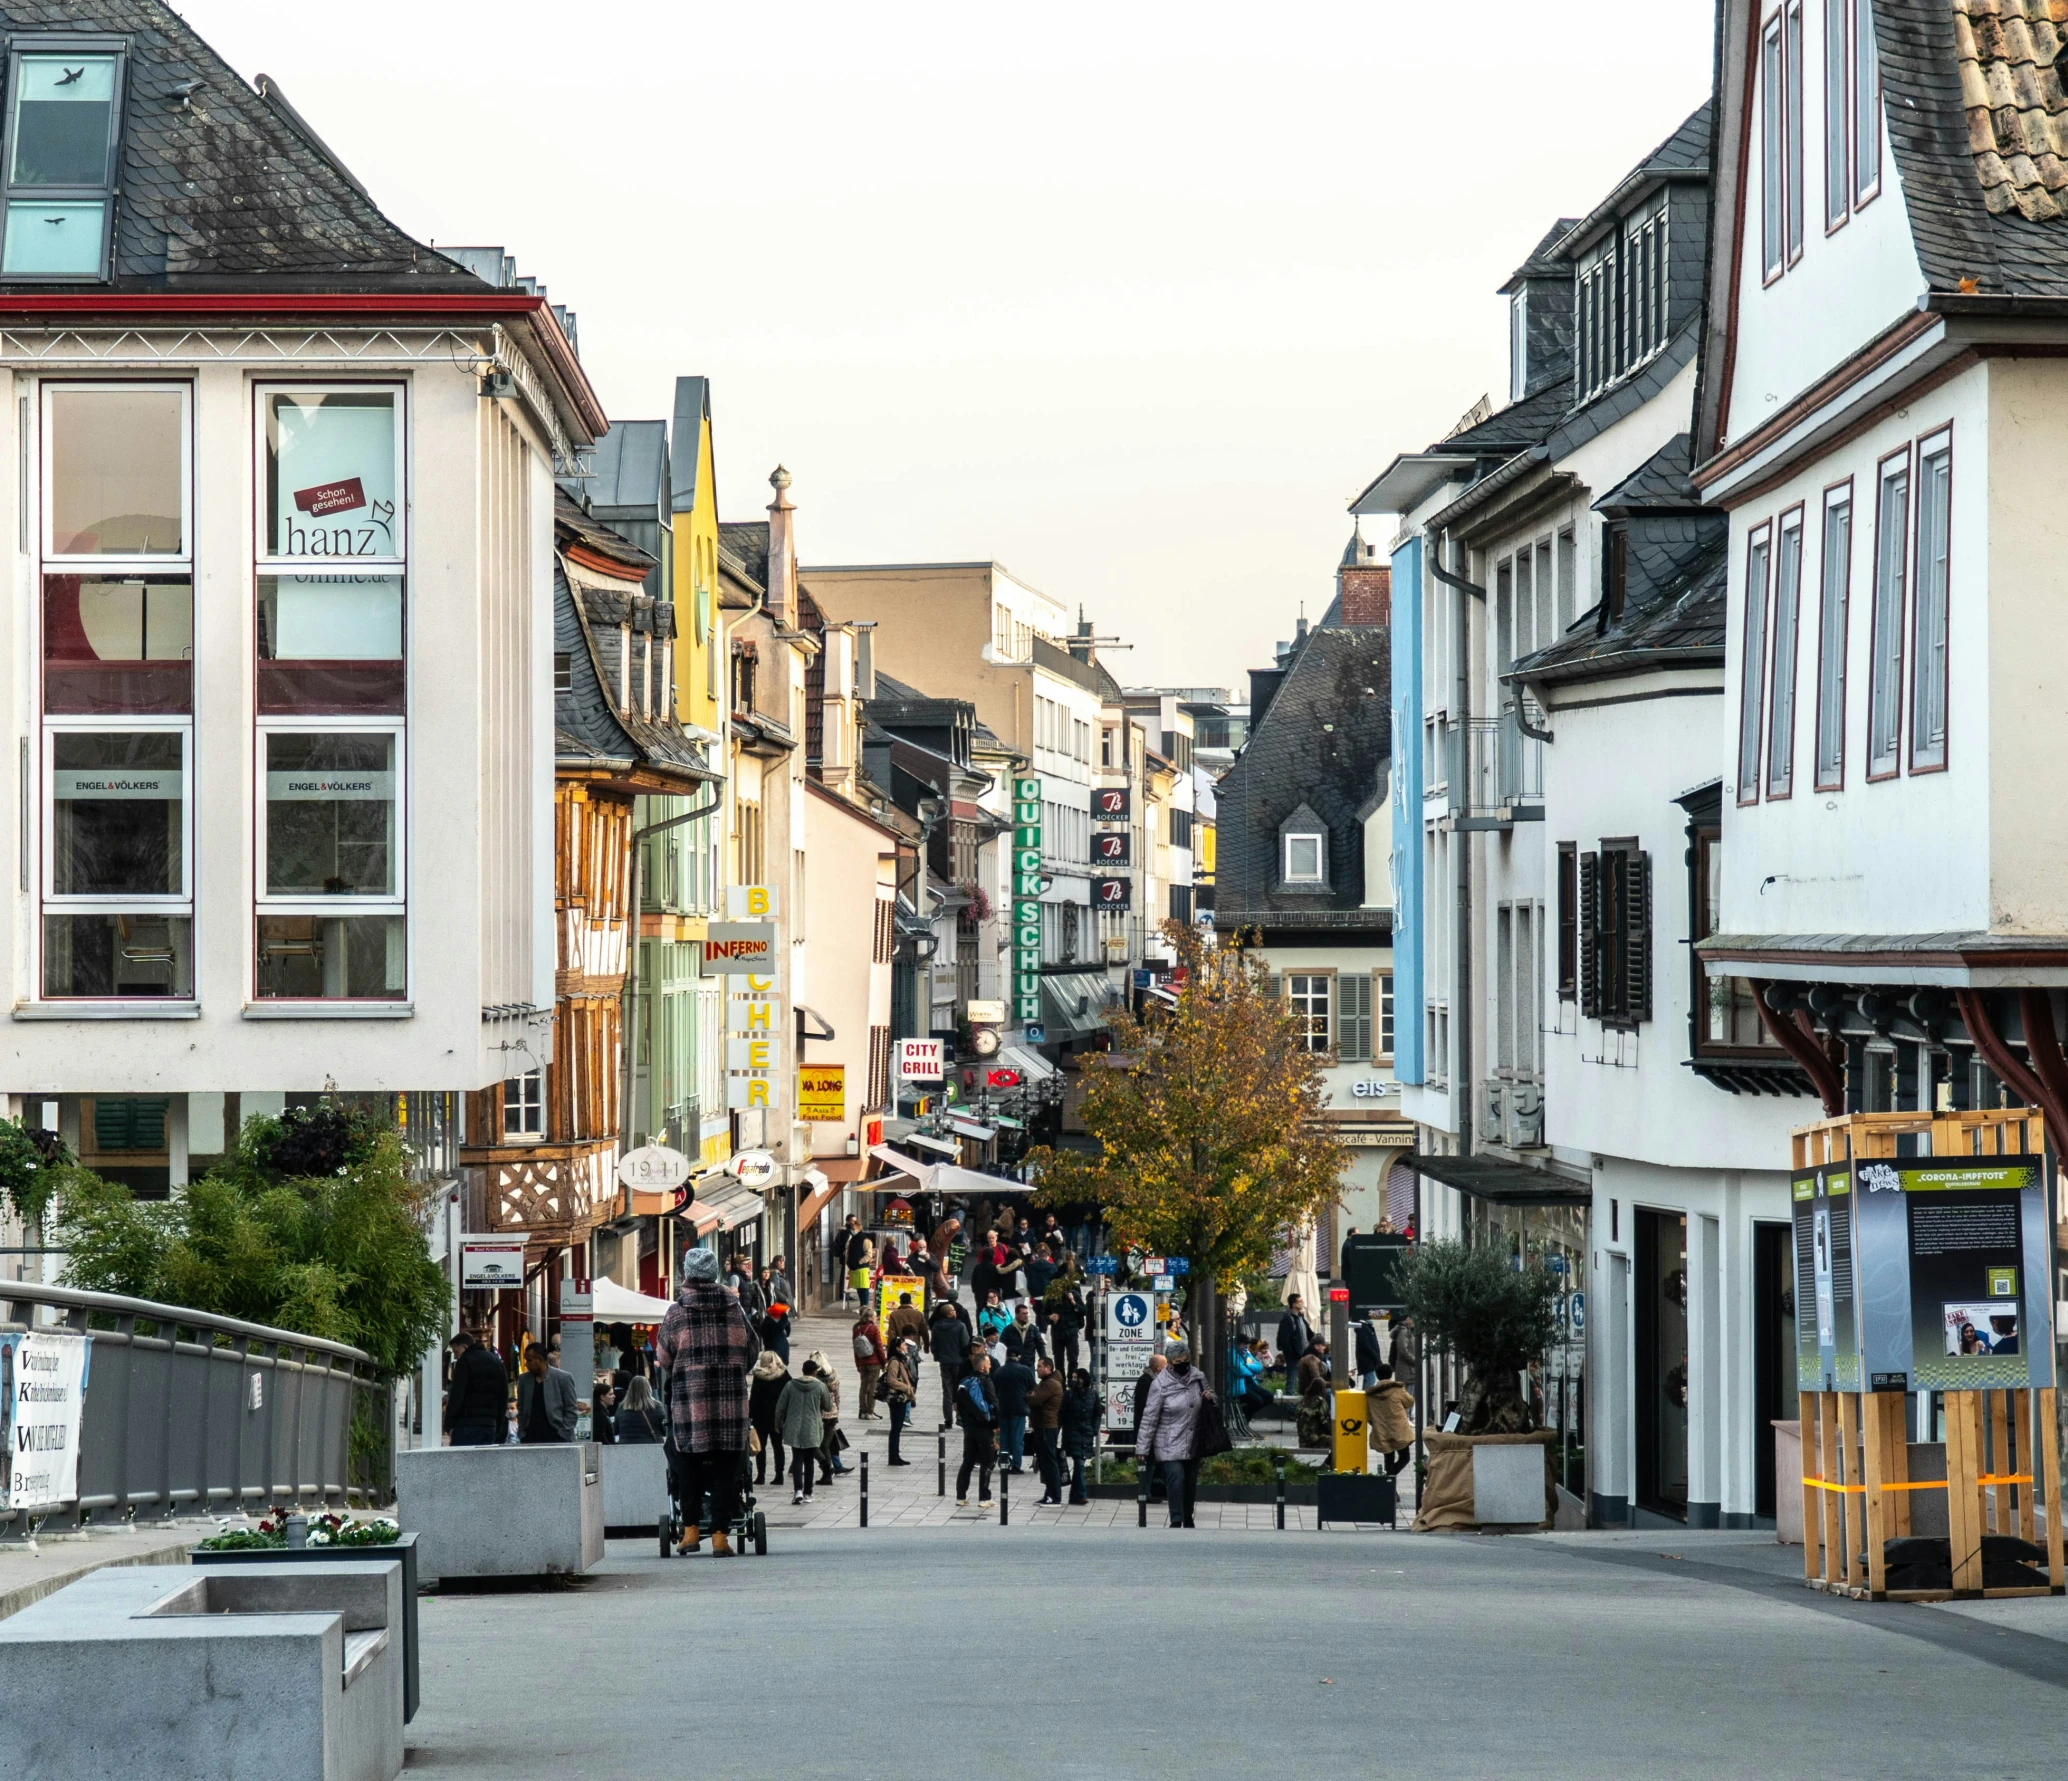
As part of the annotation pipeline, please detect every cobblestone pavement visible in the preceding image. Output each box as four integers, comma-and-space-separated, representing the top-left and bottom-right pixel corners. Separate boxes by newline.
752, 1298, 1415, 1534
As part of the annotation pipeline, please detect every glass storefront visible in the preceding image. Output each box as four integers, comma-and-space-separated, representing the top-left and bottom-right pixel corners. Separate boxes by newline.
1464, 1195, 1590, 1501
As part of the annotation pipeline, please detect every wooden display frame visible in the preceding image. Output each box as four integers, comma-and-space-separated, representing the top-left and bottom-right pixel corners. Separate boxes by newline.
1794, 1110, 2065, 1602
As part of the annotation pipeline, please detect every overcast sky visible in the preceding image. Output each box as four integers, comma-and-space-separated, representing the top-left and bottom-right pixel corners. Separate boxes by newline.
176, 0, 1717, 694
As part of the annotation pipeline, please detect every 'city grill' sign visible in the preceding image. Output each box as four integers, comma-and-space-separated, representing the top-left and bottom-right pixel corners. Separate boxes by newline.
1014, 775, 1042, 1026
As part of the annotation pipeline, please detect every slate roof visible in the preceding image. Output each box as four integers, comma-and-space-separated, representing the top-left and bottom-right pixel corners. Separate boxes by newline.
585, 422, 668, 517
1511, 532, 1727, 688
719, 521, 769, 594
0, 0, 484, 292
554, 493, 712, 782
1214, 626, 1390, 922
1595, 432, 1702, 513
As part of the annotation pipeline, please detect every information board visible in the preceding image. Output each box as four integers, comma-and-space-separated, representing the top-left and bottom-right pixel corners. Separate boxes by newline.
1103, 1289, 1156, 1433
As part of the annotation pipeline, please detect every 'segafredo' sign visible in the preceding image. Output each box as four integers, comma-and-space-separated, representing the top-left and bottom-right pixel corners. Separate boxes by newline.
2, 1330, 91, 1512
1013, 776, 1042, 1026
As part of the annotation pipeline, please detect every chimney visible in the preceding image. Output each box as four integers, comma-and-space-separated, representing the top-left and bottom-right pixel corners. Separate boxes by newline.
1068, 603, 1095, 664
764, 465, 795, 625
1337, 563, 1392, 628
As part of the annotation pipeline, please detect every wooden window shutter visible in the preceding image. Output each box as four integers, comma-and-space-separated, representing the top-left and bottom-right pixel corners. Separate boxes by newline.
1340, 974, 1371, 1061
1627, 851, 1653, 1023
1267, 973, 1282, 1004
1578, 852, 1601, 1019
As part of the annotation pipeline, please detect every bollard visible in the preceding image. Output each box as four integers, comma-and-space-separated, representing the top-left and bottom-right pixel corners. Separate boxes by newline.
860, 1450, 869, 1528
938, 1429, 947, 1499
1137, 1460, 1148, 1528
1000, 1459, 1009, 1527
1274, 1452, 1286, 1531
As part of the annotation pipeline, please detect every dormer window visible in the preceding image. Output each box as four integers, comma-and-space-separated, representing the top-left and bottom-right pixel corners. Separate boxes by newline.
1574, 196, 1667, 403
1284, 834, 1323, 881
1279, 802, 1328, 889
2, 46, 124, 279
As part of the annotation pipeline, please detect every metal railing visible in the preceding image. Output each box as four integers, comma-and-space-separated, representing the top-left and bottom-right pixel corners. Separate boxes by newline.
1444, 707, 1545, 827
0, 1280, 391, 1534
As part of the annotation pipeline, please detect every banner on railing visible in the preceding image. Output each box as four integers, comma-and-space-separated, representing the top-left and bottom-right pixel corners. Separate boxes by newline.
1, 1330, 91, 1512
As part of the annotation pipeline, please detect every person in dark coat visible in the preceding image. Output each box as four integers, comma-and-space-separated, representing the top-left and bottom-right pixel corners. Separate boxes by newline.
1001, 1302, 1046, 1368
1060, 1367, 1101, 1505
748, 1351, 790, 1484
654, 1250, 762, 1556
954, 1352, 1000, 1506
614, 1373, 665, 1443
995, 1353, 1036, 1473
929, 1297, 972, 1428
1276, 1295, 1314, 1372
1027, 1358, 1065, 1504
757, 1301, 792, 1363
517, 1343, 579, 1443
445, 1330, 508, 1446
1353, 1316, 1385, 1389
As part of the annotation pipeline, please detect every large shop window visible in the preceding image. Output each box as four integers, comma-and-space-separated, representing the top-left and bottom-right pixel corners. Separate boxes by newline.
38, 383, 193, 999
1, 49, 124, 278
41, 727, 190, 998
257, 388, 404, 714
255, 726, 404, 1000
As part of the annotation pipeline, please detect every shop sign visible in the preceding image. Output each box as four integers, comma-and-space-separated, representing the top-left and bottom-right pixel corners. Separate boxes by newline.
1094, 787, 1129, 820
731, 1151, 777, 1188
1093, 877, 1130, 908
726, 1035, 780, 1073
725, 884, 778, 919
462, 1236, 529, 1289
797, 1064, 846, 1122
1014, 775, 1042, 1023
618, 1146, 692, 1191
727, 993, 780, 1035
704, 923, 776, 969
1094, 831, 1129, 864
726, 1074, 773, 1110
0, 1331, 91, 1512
894, 1038, 943, 1080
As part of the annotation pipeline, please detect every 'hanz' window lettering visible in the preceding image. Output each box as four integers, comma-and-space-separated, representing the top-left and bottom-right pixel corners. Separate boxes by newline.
262, 390, 402, 561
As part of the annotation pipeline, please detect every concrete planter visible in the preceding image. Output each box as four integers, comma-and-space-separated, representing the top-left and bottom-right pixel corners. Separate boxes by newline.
1316, 1472, 1399, 1528
0, 1560, 405, 1781
396, 1443, 604, 1585
195, 1533, 420, 1724
1772, 1420, 1802, 1545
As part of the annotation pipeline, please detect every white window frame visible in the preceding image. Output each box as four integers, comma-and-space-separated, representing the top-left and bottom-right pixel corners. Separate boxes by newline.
253, 381, 408, 571
1283, 832, 1325, 884
1761, 13, 1786, 282
41, 380, 193, 566
503, 1068, 545, 1142
1379, 970, 1395, 1060
1908, 428, 1952, 775
1286, 972, 1332, 1055
252, 716, 408, 1001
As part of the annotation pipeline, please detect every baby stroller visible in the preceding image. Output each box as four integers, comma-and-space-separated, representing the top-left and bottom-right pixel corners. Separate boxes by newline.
659, 1440, 768, 1557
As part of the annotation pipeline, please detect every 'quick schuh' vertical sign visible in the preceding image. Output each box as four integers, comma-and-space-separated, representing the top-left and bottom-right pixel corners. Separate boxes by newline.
1014, 776, 1042, 1029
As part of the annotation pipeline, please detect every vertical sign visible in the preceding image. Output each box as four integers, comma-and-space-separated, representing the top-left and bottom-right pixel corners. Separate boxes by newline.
1103, 1289, 1155, 1433
726, 967, 780, 1110
560, 1277, 594, 1442
1013, 775, 1043, 1029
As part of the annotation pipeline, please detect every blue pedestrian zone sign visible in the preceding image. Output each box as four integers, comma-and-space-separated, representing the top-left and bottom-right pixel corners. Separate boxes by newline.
1085, 1256, 1120, 1275
1113, 1293, 1151, 1328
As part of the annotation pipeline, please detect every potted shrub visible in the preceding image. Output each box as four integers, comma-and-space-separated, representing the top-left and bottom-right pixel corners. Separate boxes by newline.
1396, 1239, 1560, 1531
194, 1507, 421, 1721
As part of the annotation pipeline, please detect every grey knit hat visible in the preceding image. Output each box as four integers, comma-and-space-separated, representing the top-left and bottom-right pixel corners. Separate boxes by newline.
682, 1248, 720, 1284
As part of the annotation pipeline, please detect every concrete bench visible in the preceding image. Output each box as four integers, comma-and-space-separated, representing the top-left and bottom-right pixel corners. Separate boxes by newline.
600, 1442, 671, 1534
397, 1441, 604, 1584
0, 1560, 404, 1781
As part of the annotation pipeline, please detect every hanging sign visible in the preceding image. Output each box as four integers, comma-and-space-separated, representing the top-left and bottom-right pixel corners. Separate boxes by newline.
1094, 787, 1130, 821
1013, 775, 1044, 1027
725, 884, 779, 919
462, 1235, 529, 1289
1093, 877, 1130, 908
1094, 831, 1129, 865
798, 1064, 846, 1121
1, 1331, 92, 1512
704, 923, 776, 969
894, 1038, 943, 1081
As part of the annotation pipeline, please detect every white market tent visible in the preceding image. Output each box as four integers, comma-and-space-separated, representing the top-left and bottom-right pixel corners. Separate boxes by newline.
589, 1275, 674, 1322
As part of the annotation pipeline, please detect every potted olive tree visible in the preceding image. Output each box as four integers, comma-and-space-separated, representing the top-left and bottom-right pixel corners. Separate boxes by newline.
1396, 1239, 1560, 1531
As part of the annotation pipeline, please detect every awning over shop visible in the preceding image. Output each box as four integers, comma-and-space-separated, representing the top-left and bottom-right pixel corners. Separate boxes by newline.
901, 1131, 960, 1158
1406, 1153, 1591, 1206
590, 1275, 674, 1321
948, 1117, 996, 1141
795, 1167, 839, 1229
699, 1178, 767, 1231
932, 1165, 1036, 1197
1042, 972, 1117, 1040
869, 1144, 933, 1185
996, 1044, 1053, 1082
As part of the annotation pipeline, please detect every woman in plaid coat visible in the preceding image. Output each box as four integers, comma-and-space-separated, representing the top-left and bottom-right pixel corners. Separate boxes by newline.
655, 1249, 762, 1555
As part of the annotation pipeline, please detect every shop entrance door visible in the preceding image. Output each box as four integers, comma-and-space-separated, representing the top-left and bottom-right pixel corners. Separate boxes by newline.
1752, 1221, 1796, 1523
1634, 1208, 1689, 1519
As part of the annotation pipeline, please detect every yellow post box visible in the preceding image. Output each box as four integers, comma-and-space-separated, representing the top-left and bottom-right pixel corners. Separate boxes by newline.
1332, 1388, 1368, 1474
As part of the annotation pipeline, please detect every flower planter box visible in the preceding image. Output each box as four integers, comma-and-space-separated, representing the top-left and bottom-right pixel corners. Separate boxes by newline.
1315, 1472, 1398, 1529
194, 1532, 420, 1724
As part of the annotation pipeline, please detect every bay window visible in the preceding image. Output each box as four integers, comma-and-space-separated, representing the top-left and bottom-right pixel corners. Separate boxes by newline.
38, 382, 192, 999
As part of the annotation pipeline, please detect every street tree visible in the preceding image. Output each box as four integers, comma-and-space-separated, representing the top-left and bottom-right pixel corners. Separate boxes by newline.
1029, 921, 1344, 1387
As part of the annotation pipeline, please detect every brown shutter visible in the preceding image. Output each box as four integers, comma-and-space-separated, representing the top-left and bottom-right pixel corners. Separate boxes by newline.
1578, 852, 1601, 1019
1627, 851, 1653, 1024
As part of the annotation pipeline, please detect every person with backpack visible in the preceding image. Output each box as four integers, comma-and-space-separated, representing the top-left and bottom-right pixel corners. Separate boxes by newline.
929, 1297, 972, 1429
852, 1313, 888, 1417
954, 1350, 1000, 1507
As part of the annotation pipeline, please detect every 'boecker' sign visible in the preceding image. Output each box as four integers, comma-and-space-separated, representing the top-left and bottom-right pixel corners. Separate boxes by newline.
704, 922, 776, 969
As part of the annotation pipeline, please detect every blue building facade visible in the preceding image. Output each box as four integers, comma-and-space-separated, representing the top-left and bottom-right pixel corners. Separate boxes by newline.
1388, 534, 1423, 1086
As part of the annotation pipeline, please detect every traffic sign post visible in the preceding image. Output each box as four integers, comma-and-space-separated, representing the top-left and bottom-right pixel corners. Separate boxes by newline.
1103, 1288, 1156, 1434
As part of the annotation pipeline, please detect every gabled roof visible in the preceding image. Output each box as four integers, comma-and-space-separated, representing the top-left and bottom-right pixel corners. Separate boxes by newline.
1952, 0, 2068, 222
0, 0, 485, 292
670, 378, 711, 516
1556, 102, 1713, 257
586, 422, 668, 519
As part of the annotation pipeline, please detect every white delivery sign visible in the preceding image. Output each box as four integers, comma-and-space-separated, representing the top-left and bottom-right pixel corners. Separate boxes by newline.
1, 1330, 91, 1512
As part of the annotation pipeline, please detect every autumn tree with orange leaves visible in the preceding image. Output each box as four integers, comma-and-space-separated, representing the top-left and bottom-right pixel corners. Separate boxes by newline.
1029, 922, 1345, 1390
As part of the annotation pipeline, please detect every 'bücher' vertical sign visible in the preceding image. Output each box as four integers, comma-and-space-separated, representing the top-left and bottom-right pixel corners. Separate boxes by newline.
1014, 776, 1042, 1028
